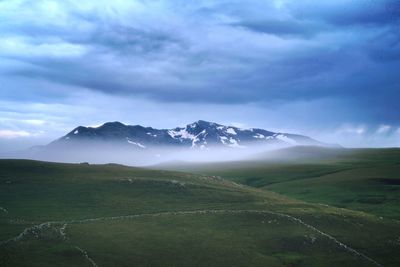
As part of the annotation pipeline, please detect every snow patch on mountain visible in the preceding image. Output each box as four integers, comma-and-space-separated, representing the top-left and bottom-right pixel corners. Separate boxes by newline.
254, 133, 265, 139
228, 137, 245, 148
219, 136, 228, 145
168, 128, 195, 140
226, 128, 237, 135
147, 132, 157, 137
126, 138, 146, 148
191, 129, 207, 148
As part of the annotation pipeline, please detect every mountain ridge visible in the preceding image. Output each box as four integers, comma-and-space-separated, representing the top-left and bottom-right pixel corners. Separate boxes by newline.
51, 120, 333, 149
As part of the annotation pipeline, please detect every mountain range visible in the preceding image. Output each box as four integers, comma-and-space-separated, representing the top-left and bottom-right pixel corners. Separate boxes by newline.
2, 120, 337, 165
49, 120, 330, 149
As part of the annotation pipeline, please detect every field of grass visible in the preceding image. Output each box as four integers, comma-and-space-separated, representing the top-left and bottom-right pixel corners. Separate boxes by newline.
165, 147, 400, 220
1, 155, 400, 266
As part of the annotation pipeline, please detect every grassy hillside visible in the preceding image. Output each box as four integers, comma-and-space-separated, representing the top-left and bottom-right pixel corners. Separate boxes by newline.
160, 147, 400, 220
0, 159, 399, 266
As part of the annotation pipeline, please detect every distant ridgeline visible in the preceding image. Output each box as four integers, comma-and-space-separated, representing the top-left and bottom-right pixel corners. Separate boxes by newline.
50, 120, 332, 150
13, 120, 338, 165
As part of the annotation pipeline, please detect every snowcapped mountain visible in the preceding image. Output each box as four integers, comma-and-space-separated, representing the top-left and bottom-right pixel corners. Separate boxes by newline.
50, 120, 329, 149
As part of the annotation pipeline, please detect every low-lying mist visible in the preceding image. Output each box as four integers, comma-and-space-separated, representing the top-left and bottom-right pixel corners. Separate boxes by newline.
0, 140, 315, 167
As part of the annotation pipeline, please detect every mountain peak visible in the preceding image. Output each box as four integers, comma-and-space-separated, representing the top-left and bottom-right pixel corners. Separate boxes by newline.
189, 120, 213, 126
100, 121, 125, 128
196, 119, 213, 124
186, 120, 221, 130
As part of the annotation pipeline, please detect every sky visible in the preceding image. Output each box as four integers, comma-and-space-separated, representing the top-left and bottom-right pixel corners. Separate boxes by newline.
0, 0, 399, 151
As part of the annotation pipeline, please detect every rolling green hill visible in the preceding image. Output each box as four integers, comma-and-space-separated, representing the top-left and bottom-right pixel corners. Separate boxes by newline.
1, 157, 400, 266
160, 147, 400, 221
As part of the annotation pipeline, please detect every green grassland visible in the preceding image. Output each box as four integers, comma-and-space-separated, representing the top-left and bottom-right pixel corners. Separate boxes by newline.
165, 147, 400, 220
0, 154, 400, 266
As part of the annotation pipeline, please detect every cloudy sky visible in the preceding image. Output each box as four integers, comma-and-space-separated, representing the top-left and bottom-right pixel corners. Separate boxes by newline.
0, 0, 399, 151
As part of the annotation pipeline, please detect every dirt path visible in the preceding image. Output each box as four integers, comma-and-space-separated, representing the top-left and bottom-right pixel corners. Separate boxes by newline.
0, 209, 383, 267
75, 246, 98, 267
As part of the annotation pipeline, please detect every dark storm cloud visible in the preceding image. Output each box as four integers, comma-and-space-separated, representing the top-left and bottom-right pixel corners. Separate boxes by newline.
286, 0, 400, 27
234, 19, 326, 38
0, 0, 399, 125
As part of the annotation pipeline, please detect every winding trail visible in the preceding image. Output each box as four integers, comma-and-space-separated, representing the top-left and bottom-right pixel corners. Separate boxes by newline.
0, 209, 383, 267
1, 222, 58, 244
75, 246, 98, 267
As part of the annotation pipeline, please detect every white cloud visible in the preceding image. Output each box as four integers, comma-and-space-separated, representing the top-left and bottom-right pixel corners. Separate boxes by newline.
0, 129, 31, 138
20, 119, 46, 125
317, 123, 400, 148
0, 37, 88, 58
336, 124, 366, 135
376, 124, 391, 134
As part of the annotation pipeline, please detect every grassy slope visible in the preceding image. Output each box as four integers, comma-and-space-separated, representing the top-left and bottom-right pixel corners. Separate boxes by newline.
165, 147, 400, 220
0, 159, 399, 266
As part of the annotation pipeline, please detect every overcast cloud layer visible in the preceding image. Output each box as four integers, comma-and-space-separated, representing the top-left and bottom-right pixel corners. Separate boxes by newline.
0, 0, 399, 151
